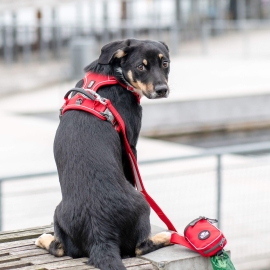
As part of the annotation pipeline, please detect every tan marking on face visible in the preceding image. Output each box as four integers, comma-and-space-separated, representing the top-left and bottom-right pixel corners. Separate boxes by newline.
114, 49, 126, 58
159, 53, 163, 59
35, 233, 55, 250
127, 70, 138, 87
127, 70, 155, 98
127, 70, 134, 82
127, 70, 140, 91
150, 232, 172, 246
137, 81, 154, 92
143, 59, 148, 66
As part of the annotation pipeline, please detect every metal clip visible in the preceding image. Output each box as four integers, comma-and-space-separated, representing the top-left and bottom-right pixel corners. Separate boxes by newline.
59, 108, 63, 120
100, 108, 115, 124
88, 89, 107, 105
76, 98, 83, 105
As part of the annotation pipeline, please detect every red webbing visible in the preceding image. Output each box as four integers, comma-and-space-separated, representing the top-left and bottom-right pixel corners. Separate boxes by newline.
170, 233, 196, 251
106, 100, 177, 232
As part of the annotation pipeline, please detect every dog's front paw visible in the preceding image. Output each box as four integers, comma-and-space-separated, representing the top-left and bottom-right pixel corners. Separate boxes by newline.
136, 231, 173, 256
35, 233, 54, 250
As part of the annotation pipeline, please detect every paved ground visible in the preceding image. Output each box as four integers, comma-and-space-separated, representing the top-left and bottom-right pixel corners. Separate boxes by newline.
1, 29, 270, 269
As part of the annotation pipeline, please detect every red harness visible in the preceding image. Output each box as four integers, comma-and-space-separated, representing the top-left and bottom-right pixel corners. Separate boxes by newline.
61, 72, 177, 232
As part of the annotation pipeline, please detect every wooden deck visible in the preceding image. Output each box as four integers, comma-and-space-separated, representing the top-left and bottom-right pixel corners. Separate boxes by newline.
0, 225, 157, 270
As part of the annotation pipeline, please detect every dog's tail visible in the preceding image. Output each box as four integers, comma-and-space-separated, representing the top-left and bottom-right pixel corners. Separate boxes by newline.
88, 243, 126, 270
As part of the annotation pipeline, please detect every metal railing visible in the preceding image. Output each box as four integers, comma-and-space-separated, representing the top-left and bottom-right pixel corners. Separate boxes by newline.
1, 140, 270, 232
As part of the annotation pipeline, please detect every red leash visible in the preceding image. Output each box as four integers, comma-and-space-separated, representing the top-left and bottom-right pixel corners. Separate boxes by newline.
106, 100, 177, 232
61, 72, 177, 232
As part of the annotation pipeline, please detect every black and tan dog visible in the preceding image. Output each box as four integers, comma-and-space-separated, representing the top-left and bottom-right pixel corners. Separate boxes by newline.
35, 39, 172, 270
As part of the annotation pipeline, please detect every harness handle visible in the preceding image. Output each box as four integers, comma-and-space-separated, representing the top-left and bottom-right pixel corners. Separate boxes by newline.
64, 88, 95, 102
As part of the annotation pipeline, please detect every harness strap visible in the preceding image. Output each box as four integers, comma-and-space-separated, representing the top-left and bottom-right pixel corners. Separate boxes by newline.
82, 72, 141, 103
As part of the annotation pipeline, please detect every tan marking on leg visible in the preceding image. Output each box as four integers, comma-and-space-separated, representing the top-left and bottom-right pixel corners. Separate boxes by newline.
159, 53, 163, 59
55, 243, 65, 257
150, 231, 172, 246
35, 233, 54, 250
135, 247, 143, 256
135, 232, 172, 256
114, 49, 126, 59
143, 59, 148, 66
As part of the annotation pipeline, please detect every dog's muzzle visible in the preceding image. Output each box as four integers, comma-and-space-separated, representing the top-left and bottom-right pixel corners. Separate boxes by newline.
154, 84, 168, 98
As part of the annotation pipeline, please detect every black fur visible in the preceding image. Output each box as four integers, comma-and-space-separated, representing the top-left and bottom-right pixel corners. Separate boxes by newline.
52, 39, 170, 270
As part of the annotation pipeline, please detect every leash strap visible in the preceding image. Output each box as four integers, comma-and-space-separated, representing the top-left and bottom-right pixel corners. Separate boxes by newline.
106, 100, 177, 232
170, 232, 197, 251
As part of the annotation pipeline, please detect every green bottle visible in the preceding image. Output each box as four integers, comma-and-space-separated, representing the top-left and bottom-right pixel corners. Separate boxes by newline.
210, 251, 236, 270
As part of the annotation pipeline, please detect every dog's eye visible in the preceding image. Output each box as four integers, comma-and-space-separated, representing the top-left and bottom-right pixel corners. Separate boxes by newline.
137, 64, 146, 71
162, 61, 169, 68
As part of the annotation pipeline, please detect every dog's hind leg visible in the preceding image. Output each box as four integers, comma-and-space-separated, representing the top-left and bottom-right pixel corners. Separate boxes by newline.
88, 243, 126, 270
35, 233, 64, 257
135, 231, 172, 256
35, 218, 84, 258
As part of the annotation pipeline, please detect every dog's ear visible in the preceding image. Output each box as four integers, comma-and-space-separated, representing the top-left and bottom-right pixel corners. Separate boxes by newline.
159, 41, 169, 52
98, 39, 131, 65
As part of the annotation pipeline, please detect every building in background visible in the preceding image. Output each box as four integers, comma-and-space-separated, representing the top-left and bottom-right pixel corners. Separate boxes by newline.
0, 0, 270, 64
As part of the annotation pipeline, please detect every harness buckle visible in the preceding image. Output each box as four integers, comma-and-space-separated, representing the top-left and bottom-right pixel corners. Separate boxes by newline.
59, 108, 63, 120
100, 108, 116, 125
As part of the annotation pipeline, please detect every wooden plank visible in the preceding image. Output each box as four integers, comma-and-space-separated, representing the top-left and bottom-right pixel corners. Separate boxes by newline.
18, 258, 90, 270
0, 225, 54, 236
59, 266, 98, 270
0, 254, 21, 264
0, 251, 10, 257
9, 248, 48, 257
0, 228, 54, 243
0, 260, 32, 269
0, 239, 35, 250
71, 257, 88, 263
4, 244, 37, 253
21, 254, 72, 265
0, 225, 156, 269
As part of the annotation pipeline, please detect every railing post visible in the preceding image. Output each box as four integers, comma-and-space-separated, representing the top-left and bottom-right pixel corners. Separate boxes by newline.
216, 154, 222, 229
0, 180, 2, 231
201, 22, 209, 55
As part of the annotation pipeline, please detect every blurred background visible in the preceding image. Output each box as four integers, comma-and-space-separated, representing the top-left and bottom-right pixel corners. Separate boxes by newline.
1, 0, 270, 269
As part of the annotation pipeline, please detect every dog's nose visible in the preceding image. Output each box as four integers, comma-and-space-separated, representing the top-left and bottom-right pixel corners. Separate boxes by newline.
155, 84, 168, 97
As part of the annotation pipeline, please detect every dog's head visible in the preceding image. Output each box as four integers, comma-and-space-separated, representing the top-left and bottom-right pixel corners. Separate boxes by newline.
98, 39, 170, 99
